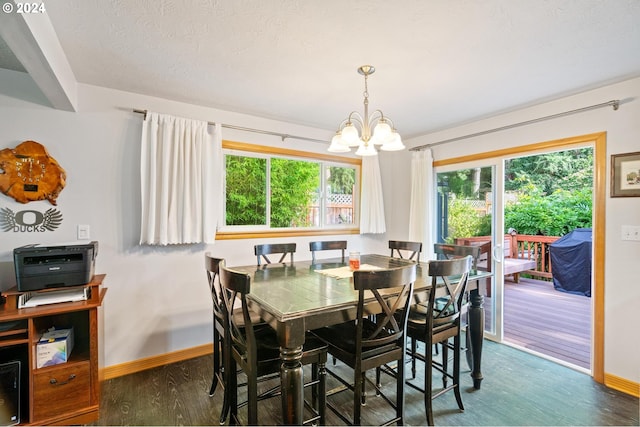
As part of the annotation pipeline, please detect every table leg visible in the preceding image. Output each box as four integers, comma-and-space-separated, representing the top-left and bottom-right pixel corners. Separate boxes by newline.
281, 345, 304, 425
468, 288, 484, 389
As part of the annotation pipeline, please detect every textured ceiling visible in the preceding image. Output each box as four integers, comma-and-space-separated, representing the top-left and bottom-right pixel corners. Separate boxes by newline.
4, 0, 640, 137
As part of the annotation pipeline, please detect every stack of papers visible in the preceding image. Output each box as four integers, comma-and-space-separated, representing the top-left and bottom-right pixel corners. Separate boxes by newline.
315, 264, 383, 279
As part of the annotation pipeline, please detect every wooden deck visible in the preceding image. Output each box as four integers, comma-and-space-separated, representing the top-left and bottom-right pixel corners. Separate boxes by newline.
486, 276, 591, 369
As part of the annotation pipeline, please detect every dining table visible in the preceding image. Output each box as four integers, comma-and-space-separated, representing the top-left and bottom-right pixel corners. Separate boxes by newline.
230, 253, 492, 425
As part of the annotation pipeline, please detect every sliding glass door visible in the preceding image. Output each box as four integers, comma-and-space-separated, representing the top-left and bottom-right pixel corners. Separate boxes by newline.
436, 159, 505, 340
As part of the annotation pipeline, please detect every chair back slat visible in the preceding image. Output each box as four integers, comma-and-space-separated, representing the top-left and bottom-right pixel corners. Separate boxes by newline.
254, 243, 296, 266
219, 262, 255, 361
353, 264, 416, 350
428, 256, 473, 327
433, 243, 481, 273
389, 240, 422, 261
309, 240, 347, 263
205, 254, 224, 319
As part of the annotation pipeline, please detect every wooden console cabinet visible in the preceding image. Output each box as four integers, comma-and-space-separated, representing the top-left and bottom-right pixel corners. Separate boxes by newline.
0, 274, 106, 425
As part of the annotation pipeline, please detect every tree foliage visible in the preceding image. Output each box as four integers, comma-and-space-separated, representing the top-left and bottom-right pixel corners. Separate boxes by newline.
443, 148, 593, 240
225, 155, 320, 227
270, 159, 319, 227
225, 155, 267, 225
329, 166, 355, 194
504, 186, 592, 236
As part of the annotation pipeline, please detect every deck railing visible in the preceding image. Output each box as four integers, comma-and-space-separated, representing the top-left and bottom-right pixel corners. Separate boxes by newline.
455, 233, 559, 280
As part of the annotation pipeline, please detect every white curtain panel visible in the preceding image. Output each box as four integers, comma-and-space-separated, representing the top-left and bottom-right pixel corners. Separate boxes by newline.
140, 113, 222, 245
408, 149, 434, 260
359, 155, 386, 234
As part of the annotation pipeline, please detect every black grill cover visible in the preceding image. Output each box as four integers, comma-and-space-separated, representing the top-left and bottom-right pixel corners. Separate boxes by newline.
550, 228, 592, 297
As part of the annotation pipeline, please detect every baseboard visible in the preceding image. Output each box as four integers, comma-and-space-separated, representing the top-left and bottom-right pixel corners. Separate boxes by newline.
100, 344, 213, 381
604, 372, 640, 398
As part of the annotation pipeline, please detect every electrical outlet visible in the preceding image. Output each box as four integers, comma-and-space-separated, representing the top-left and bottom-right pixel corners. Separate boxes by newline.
77, 224, 90, 240
621, 225, 640, 241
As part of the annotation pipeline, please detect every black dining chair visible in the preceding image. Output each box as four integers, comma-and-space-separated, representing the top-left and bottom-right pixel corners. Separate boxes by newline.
205, 254, 267, 424
312, 263, 416, 426
254, 243, 296, 266
404, 255, 473, 425
433, 243, 482, 370
309, 240, 347, 263
389, 240, 423, 261
205, 254, 225, 399
219, 261, 327, 426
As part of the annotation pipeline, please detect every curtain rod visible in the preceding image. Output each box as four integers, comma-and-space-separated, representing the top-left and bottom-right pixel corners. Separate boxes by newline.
132, 109, 329, 144
410, 100, 620, 151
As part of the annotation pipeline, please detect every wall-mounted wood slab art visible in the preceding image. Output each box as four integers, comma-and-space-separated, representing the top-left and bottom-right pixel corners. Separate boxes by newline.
0, 140, 66, 205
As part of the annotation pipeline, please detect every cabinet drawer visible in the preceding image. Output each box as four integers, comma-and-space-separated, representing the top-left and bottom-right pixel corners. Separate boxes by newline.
32, 361, 91, 421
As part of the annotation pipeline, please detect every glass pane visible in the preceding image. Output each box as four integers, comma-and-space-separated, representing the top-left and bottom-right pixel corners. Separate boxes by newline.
225, 155, 267, 225
270, 158, 320, 228
437, 166, 495, 335
326, 166, 356, 225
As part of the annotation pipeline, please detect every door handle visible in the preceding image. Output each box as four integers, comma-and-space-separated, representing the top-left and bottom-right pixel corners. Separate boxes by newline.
492, 244, 503, 263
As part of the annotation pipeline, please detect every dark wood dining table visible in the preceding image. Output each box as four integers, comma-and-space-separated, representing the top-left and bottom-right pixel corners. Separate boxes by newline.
230, 254, 491, 425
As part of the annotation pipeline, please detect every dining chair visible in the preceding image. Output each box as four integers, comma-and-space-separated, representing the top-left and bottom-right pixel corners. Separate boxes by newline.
389, 240, 423, 261
309, 240, 347, 263
205, 254, 267, 424
254, 243, 296, 266
311, 263, 416, 426
204, 254, 225, 399
219, 262, 327, 426
404, 255, 473, 426
433, 243, 481, 370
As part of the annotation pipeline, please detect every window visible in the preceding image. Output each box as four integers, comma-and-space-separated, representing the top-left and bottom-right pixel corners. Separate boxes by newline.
220, 141, 360, 235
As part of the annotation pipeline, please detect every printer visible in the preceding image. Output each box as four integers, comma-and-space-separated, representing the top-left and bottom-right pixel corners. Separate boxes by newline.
13, 241, 98, 292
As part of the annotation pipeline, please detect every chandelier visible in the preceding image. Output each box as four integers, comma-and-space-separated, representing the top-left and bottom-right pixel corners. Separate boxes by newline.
328, 65, 405, 156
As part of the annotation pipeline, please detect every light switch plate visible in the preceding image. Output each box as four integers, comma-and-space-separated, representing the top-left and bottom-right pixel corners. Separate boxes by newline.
77, 224, 90, 240
621, 225, 640, 241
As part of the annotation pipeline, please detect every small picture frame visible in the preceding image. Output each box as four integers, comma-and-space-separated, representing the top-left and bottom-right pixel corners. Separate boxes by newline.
611, 151, 640, 197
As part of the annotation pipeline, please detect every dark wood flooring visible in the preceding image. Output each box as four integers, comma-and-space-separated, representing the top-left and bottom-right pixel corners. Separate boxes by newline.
94, 338, 639, 426
488, 277, 591, 369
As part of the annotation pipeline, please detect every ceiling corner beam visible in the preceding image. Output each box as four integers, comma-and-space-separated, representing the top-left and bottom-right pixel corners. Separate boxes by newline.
0, 3, 78, 111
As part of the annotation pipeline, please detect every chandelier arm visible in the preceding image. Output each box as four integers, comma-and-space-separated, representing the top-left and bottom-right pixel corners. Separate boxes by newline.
368, 109, 385, 124
345, 112, 364, 129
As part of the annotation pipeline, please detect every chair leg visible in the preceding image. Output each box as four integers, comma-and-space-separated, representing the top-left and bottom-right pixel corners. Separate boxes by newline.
210, 329, 220, 397
411, 337, 417, 379
351, 371, 363, 425
396, 355, 405, 426
318, 360, 326, 425
442, 340, 449, 388
425, 343, 434, 426
227, 358, 238, 426
247, 367, 258, 426
453, 334, 464, 411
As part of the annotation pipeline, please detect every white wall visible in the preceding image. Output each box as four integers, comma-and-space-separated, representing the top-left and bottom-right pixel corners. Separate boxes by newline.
394, 77, 640, 384
1, 68, 638, 385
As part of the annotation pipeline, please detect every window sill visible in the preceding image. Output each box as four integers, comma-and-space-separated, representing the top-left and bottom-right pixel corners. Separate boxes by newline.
215, 228, 360, 240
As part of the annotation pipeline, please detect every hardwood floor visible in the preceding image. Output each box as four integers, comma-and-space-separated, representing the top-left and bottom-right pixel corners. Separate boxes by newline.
94, 339, 639, 426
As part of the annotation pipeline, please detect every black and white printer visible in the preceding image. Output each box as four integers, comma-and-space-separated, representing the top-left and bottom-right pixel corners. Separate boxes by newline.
13, 241, 98, 292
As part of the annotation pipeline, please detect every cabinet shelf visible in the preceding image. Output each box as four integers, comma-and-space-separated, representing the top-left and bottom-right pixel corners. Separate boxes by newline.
0, 275, 106, 425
